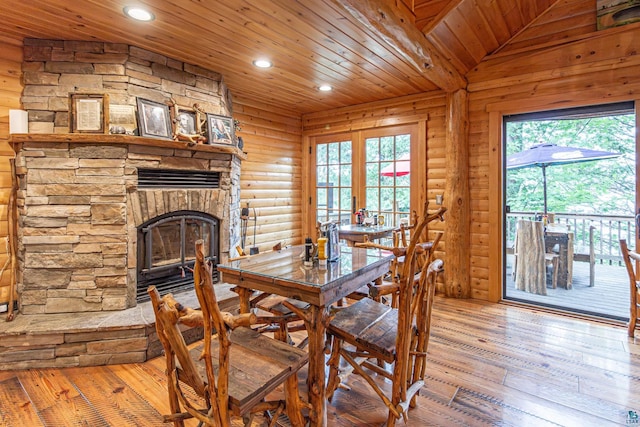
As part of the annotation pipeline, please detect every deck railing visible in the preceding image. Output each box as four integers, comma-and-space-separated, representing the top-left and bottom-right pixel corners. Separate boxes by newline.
506, 212, 636, 265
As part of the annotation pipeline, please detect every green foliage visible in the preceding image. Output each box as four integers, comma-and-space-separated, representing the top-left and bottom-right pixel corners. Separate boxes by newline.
506, 114, 635, 215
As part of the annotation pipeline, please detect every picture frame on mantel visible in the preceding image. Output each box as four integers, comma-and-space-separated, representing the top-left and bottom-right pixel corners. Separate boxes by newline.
109, 104, 137, 135
206, 113, 235, 145
169, 101, 207, 144
69, 93, 109, 133
136, 98, 173, 140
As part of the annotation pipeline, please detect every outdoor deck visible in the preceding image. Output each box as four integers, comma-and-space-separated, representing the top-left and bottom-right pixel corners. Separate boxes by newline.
505, 257, 630, 321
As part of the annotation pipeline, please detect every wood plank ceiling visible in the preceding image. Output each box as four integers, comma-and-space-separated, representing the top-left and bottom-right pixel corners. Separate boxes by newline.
2, 0, 564, 115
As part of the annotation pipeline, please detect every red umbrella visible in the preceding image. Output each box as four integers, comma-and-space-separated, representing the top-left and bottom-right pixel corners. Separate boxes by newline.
380, 153, 410, 177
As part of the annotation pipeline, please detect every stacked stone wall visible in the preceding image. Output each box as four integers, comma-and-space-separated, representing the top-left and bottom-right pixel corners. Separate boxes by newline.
21, 38, 232, 134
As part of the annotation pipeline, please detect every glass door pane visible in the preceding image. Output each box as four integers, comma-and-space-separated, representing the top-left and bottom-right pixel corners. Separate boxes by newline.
364, 133, 411, 227
316, 139, 352, 225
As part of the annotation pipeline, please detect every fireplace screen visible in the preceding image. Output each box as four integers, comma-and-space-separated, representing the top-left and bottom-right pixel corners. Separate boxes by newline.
137, 211, 219, 302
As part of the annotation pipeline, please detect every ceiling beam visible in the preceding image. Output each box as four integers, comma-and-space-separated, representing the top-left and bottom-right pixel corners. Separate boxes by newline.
332, 0, 467, 92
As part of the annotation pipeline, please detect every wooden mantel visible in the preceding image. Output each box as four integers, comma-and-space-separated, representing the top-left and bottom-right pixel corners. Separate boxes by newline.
9, 134, 247, 160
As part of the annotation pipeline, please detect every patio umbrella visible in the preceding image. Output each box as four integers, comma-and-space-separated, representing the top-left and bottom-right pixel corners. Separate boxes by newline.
380, 153, 410, 177
506, 143, 621, 214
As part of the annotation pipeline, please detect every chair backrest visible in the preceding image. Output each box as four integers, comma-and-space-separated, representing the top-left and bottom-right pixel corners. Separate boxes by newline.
620, 239, 639, 283
148, 286, 207, 399
192, 238, 231, 424
620, 239, 640, 335
395, 203, 445, 391
410, 257, 444, 383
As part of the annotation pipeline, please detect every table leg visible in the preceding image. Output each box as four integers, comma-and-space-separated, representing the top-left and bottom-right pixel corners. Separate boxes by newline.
234, 287, 252, 313
306, 305, 328, 427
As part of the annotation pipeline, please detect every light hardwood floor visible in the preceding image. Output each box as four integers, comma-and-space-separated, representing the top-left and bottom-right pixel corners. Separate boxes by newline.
0, 296, 639, 426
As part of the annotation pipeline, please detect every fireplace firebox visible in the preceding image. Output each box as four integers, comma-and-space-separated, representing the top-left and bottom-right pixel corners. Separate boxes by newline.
137, 211, 219, 302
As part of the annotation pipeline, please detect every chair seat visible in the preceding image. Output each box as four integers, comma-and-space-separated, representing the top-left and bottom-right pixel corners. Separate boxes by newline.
255, 294, 310, 317
328, 297, 398, 362
189, 326, 308, 414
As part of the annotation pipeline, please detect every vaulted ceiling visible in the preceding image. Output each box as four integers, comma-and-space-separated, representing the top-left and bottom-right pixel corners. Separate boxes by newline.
3, 0, 594, 115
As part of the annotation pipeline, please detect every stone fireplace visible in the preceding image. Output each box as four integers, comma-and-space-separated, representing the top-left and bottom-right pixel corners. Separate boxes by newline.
12, 134, 242, 315
0, 39, 245, 370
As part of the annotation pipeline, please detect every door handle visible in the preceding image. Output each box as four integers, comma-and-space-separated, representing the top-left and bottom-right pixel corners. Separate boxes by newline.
352, 196, 356, 214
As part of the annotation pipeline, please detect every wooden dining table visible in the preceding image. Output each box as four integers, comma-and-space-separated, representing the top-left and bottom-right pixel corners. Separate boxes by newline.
217, 244, 394, 427
338, 224, 396, 246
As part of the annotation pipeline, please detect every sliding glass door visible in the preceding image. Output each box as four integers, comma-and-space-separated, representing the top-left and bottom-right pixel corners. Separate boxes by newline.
502, 101, 636, 320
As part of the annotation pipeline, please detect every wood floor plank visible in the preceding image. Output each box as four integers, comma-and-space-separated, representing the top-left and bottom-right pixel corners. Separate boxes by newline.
503, 370, 630, 424
0, 296, 638, 426
63, 366, 165, 427
0, 376, 43, 427
108, 363, 173, 417
17, 369, 108, 426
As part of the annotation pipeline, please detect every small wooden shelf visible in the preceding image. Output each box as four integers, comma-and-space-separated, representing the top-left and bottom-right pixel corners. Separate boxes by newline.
9, 133, 247, 160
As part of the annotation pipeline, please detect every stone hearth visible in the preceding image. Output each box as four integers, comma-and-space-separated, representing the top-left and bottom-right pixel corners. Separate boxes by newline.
0, 285, 238, 370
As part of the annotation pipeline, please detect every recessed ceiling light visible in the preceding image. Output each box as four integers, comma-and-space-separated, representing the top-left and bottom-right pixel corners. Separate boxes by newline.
123, 6, 155, 22
318, 85, 333, 92
253, 59, 273, 68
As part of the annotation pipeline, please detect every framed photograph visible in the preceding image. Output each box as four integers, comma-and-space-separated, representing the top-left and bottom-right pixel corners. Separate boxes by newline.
69, 93, 109, 133
206, 113, 235, 145
109, 104, 137, 135
176, 110, 197, 135
136, 98, 172, 139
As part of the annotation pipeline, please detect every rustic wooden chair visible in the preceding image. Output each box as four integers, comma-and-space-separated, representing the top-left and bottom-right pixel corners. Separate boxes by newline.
228, 253, 310, 348
358, 206, 446, 307
148, 240, 309, 427
325, 205, 445, 426
620, 239, 640, 337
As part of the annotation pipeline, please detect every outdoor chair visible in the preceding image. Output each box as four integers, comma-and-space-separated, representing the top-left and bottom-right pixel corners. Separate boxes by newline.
325, 204, 445, 426
148, 240, 309, 427
620, 239, 640, 337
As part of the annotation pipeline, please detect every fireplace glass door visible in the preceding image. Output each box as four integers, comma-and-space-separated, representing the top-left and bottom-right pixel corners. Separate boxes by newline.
137, 211, 219, 302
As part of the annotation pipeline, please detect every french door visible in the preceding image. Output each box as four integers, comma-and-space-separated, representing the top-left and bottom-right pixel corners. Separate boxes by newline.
313, 125, 418, 228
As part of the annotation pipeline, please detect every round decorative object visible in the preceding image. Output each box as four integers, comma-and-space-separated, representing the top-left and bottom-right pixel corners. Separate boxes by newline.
109, 125, 126, 134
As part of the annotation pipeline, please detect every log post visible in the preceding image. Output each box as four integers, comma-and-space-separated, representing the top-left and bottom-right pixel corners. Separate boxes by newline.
444, 89, 470, 298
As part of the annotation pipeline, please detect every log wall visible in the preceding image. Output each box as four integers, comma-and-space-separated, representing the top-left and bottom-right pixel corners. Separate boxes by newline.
233, 97, 304, 252
466, 23, 640, 302
0, 36, 22, 305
